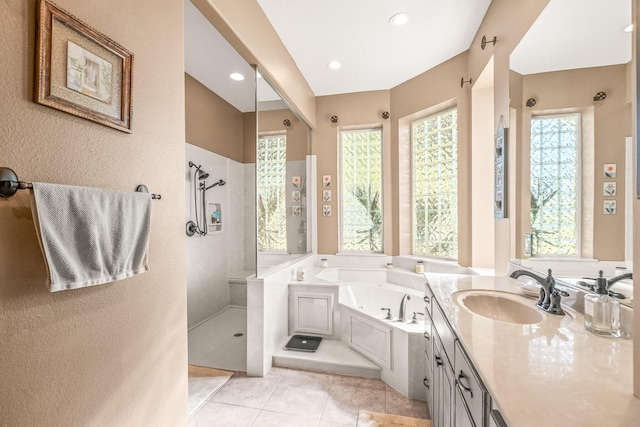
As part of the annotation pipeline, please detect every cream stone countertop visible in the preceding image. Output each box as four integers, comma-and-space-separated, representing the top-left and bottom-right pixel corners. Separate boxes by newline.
423, 273, 640, 427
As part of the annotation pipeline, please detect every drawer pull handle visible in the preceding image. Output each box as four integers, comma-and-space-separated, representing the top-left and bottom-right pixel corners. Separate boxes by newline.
423, 331, 430, 341
457, 371, 474, 398
423, 296, 431, 303
435, 355, 443, 367
423, 377, 430, 389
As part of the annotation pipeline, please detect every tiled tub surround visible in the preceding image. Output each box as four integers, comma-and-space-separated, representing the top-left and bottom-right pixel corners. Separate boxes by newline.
424, 273, 640, 426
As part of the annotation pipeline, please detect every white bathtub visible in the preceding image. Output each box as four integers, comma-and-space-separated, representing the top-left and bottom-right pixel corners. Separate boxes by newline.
312, 267, 431, 398
339, 282, 426, 324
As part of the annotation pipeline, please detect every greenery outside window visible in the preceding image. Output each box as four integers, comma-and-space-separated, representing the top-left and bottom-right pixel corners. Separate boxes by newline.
340, 128, 383, 252
530, 114, 580, 256
412, 108, 458, 258
257, 133, 287, 251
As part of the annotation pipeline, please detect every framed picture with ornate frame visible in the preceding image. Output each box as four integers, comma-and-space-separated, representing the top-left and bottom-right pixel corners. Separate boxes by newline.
494, 126, 507, 219
34, 0, 133, 133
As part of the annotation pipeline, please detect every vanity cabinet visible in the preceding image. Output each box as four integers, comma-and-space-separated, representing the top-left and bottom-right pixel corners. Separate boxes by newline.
424, 282, 494, 427
432, 331, 454, 427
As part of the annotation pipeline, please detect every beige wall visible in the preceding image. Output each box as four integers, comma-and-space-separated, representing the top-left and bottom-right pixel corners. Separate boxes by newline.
0, 1, 187, 425
258, 109, 308, 161
314, 91, 391, 254
185, 73, 245, 163
390, 52, 471, 262
514, 65, 631, 261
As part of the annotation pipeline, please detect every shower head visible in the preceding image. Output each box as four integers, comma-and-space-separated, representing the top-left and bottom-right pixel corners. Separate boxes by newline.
188, 161, 209, 180
205, 179, 226, 191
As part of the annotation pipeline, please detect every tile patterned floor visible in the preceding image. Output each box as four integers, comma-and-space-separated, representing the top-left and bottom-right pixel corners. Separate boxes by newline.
189, 367, 428, 427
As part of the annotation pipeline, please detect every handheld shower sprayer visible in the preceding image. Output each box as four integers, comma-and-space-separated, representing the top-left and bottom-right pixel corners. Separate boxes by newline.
205, 179, 226, 191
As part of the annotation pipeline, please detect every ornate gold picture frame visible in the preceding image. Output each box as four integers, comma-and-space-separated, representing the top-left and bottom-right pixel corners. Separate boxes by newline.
35, 0, 133, 133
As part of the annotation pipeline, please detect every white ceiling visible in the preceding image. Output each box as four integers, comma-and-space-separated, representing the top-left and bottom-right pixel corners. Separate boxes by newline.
185, 0, 632, 113
256, 0, 492, 97
510, 0, 631, 75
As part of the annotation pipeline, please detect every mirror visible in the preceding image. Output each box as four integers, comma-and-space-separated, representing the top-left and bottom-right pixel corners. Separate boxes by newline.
509, 0, 633, 304
256, 70, 313, 276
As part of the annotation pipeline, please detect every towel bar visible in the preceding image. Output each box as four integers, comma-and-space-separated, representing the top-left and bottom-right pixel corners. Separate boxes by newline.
0, 167, 161, 200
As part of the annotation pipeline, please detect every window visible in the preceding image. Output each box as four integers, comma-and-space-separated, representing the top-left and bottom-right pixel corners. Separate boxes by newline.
340, 128, 383, 252
257, 134, 287, 251
412, 108, 458, 258
530, 114, 580, 256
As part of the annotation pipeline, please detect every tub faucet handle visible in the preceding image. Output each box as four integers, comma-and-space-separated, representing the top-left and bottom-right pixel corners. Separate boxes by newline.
411, 312, 425, 324
381, 307, 394, 320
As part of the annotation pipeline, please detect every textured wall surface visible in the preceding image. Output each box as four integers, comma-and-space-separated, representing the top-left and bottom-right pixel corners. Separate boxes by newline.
0, 1, 188, 425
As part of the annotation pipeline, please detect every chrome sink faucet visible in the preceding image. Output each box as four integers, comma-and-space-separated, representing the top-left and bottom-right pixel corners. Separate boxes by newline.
509, 268, 567, 315
398, 294, 411, 322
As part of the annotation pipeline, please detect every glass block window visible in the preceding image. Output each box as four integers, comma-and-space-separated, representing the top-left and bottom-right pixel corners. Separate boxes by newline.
340, 128, 383, 252
257, 134, 287, 251
412, 108, 458, 258
530, 114, 580, 256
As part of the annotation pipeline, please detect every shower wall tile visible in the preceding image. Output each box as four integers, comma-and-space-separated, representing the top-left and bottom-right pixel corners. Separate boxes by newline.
243, 164, 257, 272
227, 159, 246, 277
186, 143, 247, 328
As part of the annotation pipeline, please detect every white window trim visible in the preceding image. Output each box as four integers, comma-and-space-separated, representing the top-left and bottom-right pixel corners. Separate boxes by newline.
530, 112, 582, 257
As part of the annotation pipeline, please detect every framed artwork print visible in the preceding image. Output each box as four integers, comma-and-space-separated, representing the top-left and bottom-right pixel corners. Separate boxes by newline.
322, 190, 331, 202
604, 200, 617, 215
604, 164, 617, 178
494, 127, 507, 218
603, 182, 617, 197
35, 0, 133, 133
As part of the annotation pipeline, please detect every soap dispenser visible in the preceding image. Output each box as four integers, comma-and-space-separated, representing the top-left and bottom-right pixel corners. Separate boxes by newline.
584, 270, 620, 338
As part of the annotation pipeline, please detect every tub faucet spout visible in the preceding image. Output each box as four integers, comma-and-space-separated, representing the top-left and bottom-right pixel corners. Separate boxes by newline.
398, 294, 411, 322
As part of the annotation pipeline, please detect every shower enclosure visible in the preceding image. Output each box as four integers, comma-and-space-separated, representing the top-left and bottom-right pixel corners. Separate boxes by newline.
184, 0, 312, 374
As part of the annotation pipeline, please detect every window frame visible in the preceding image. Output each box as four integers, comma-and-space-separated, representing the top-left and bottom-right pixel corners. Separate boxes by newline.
410, 106, 458, 260
529, 112, 582, 257
338, 127, 384, 254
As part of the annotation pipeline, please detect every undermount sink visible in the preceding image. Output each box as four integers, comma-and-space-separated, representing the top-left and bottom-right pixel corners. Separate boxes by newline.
453, 290, 544, 325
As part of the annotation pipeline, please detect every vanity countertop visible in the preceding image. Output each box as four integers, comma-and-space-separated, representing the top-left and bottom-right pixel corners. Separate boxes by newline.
424, 273, 640, 427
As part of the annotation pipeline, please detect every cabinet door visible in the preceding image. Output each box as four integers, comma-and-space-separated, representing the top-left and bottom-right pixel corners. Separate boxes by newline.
455, 387, 475, 427
441, 359, 454, 427
433, 333, 454, 427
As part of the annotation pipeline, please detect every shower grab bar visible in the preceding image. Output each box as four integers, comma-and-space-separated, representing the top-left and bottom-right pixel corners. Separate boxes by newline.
0, 167, 161, 200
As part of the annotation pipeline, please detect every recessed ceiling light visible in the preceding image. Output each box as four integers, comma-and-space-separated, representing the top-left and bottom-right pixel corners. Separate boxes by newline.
389, 12, 410, 26
624, 24, 633, 33
328, 61, 342, 70
229, 72, 245, 81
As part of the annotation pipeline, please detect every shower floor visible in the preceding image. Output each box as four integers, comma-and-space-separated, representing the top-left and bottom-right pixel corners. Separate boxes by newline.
188, 306, 247, 372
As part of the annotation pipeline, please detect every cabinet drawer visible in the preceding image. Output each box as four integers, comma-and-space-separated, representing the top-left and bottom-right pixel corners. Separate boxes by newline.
432, 302, 455, 368
454, 341, 487, 427
424, 284, 434, 316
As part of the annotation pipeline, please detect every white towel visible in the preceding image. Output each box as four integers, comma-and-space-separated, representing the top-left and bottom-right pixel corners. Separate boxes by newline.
30, 183, 151, 292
